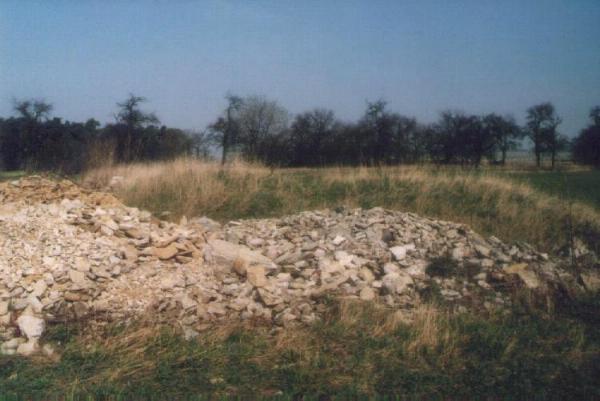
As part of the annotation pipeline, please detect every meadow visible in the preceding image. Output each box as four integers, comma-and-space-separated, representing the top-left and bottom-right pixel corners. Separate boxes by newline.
1, 298, 599, 400
1, 161, 599, 399
83, 159, 600, 255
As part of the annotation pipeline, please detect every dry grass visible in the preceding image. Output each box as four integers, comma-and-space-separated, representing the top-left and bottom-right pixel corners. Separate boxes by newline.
82, 158, 600, 253
318, 165, 600, 250
84, 158, 269, 218
67, 303, 459, 396
8, 297, 596, 399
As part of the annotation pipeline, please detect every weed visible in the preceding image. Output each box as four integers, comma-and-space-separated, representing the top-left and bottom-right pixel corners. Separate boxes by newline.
425, 256, 459, 278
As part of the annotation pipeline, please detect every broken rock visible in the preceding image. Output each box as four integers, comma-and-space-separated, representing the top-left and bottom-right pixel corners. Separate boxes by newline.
17, 314, 45, 340
207, 239, 276, 271
154, 244, 179, 260
246, 266, 268, 288
503, 263, 540, 289
390, 244, 415, 261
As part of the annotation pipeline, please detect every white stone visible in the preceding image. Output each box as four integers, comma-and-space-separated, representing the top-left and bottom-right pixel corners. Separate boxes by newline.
68, 269, 88, 286
27, 295, 43, 314
17, 339, 39, 356
334, 251, 353, 267
31, 280, 47, 297
332, 236, 346, 246
383, 263, 400, 275
17, 314, 45, 339
0, 301, 8, 315
1, 337, 25, 352
389, 244, 415, 261
382, 272, 413, 294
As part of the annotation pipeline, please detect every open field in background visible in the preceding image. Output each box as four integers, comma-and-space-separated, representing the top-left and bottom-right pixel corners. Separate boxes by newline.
83, 159, 600, 255
503, 169, 600, 207
1, 298, 599, 400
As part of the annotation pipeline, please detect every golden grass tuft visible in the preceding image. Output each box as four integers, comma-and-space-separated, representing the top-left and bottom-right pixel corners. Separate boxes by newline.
84, 158, 269, 218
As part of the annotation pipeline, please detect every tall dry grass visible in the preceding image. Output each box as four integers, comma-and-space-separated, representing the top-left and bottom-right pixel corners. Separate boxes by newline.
84, 158, 270, 218
82, 158, 600, 253
317, 165, 600, 250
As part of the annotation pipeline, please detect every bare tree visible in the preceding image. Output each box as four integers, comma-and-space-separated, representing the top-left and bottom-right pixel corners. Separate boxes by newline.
114, 94, 159, 162
290, 108, 336, 165
526, 103, 561, 168
482, 114, 522, 165
187, 129, 212, 159
13, 98, 53, 122
237, 96, 288, 159
208, 94, 243, 165
590, 106, 600, 126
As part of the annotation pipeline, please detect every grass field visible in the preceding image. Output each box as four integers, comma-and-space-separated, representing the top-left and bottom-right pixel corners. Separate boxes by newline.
0, 171, 25, 182
83, 160, 600, 255
504, 169, 600, 207
2, 161, 600, 399
1, 298, 599, 400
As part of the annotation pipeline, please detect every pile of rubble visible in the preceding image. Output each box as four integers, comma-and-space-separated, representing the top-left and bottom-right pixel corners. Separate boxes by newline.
0, 177, 598, 357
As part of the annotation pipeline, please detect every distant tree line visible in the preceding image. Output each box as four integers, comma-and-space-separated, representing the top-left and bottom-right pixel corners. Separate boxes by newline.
0, 95, 200, 173
572, 107, 600, 168
1, 93, 599, 172
209, 95, 595, 168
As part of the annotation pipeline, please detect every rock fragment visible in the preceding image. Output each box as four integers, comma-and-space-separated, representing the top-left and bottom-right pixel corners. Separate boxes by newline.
154, 244, 179, 260
503, 263, 540, 289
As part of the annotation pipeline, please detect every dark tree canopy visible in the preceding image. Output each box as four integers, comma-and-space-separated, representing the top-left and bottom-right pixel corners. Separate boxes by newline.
13, 99, 53, 122
0, 95, 193, 173
208, 94, 243, 164
115, 94, 159, 129
1, 93, 593, 171
526, 103, 562, 167
481, 114, 523, 165
573, 107, 600, 168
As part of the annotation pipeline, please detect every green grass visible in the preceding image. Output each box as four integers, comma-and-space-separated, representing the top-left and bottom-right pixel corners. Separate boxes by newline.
81, 160, 600, 256
0, 297, 598, 400
504, 169, 600, 208
0, 170, 25, 182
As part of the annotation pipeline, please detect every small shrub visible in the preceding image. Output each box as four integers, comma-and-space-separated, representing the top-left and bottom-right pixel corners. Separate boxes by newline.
425, 256, 459, 278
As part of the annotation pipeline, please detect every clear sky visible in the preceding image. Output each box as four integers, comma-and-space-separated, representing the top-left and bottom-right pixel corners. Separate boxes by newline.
1, 0, 599, 136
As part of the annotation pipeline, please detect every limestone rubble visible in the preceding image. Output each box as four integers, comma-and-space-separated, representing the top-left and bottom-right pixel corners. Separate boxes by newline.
0, 176, 597, 356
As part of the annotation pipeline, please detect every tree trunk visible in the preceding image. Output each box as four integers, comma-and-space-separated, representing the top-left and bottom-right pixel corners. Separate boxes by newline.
221, 134, 228, 165
534, 131, 541, 167
222, 106, 233, 165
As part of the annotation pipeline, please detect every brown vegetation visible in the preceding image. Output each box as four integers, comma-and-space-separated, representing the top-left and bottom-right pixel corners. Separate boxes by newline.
83, 158, 600, 254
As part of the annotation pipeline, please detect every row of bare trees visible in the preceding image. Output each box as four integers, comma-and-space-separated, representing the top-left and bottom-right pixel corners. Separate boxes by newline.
1, 93, 597, 171
0, 95, 195, 172
208, 95, 575, 168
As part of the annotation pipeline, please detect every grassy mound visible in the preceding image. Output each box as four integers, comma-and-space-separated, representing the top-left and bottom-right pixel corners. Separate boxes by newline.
83, 159, 600, 254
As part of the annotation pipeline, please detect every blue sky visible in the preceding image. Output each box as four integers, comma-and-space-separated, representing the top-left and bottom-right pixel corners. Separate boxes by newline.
1, 0, 599, 136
